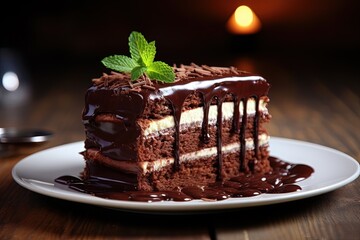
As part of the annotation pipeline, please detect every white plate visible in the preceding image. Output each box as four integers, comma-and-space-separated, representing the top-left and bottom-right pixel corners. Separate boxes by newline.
12, 137, 359, 213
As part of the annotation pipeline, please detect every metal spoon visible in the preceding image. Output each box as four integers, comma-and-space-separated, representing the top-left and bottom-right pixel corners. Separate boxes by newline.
0, 128, 53, 144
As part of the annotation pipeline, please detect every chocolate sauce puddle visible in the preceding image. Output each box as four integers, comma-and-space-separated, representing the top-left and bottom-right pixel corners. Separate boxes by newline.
55, 157, 314, 202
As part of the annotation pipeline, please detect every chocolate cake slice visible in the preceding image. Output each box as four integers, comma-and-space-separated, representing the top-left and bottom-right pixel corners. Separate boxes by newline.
82, 63, 271, 192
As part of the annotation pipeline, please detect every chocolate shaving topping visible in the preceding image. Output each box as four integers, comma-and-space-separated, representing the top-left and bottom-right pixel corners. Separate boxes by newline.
92, 63, 248, 91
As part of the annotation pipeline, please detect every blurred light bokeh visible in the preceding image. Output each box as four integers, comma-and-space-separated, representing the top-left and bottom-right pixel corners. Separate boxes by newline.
0, 49, 31, 105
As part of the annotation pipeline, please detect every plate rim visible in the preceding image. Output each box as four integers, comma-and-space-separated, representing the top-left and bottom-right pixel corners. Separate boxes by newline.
12, 137, 360, 213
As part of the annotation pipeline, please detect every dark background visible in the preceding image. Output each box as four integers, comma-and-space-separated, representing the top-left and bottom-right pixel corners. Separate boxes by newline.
0, 0, 359, 100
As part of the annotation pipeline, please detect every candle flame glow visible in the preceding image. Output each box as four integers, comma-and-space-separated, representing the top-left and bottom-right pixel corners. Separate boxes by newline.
235, 6, 253, 27
227, 5, 261, 35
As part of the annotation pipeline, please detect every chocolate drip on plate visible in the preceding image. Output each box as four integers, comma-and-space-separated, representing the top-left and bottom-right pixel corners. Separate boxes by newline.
55, 157, 314, 202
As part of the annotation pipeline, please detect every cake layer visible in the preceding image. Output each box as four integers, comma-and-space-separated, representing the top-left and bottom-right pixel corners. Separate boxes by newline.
141, 133, 269, 173
84, 145, 270, 191
137, 116, 269, 162
87, 115, 269, 162
140, 146, 270, 191
85, 95, 270, 162
83, 132, 269, 174
83, 144, 271, 191
142, 97, 269, 136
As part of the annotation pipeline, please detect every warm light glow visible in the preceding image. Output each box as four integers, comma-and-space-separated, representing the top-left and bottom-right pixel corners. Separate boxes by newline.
235, 6, 253, 27
227, 5, 261, 35
2, 71, 19, 91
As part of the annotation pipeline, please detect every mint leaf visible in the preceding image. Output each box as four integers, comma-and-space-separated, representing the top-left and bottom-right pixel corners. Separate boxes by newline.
146, 61, 175, 83
101, 55, 138, 73
141, 41, 156, 66
129, 31, 148, 62
102, 31, 175, 83
131, 66, 147, 80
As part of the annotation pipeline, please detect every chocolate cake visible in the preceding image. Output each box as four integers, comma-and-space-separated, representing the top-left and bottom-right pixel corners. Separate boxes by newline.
81, 63, 271, 192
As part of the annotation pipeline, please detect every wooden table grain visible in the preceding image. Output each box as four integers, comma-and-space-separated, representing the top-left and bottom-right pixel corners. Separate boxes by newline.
1, 55, 359, 240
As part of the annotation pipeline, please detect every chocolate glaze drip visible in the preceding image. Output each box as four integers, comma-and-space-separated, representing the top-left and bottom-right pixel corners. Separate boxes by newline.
216, 97, 224, 180
55, 157, 314, 202
240, 98, 248, 171
252, 97, 261, 170
201, 95, 211, 144
232, 96, 240, 133
82, 87, 146, 161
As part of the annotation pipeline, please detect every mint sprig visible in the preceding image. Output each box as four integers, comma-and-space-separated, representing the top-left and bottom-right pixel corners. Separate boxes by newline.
101, 31, 175, 83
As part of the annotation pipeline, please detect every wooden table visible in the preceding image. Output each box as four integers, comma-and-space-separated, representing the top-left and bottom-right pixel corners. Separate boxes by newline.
1, 54, 359, 239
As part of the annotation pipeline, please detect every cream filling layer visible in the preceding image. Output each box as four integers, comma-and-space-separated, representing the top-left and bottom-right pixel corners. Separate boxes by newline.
140, 133, 269, 173
143, 98, 268, 136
